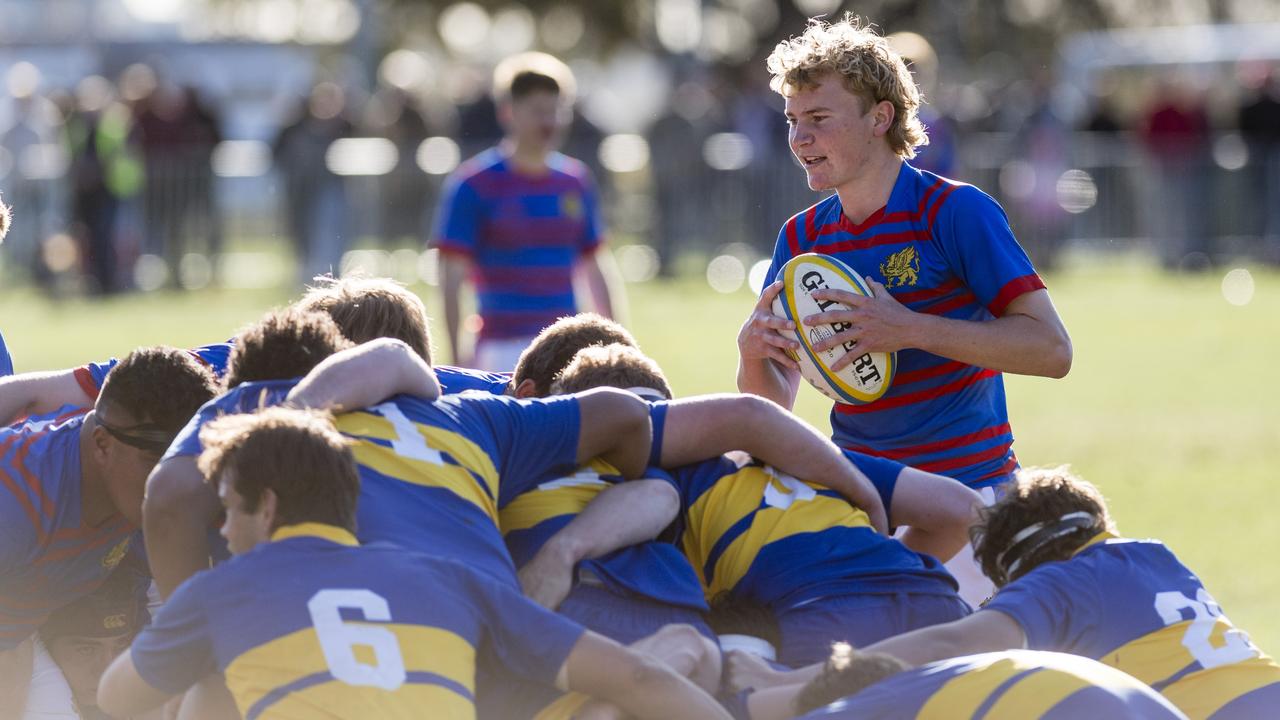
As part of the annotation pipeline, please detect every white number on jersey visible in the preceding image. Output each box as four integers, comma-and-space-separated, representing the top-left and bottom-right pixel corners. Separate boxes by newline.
1153, 588, 1259, 669
308, 589, 407, 690
372, 401, 444, 466
762, 470, 818, 510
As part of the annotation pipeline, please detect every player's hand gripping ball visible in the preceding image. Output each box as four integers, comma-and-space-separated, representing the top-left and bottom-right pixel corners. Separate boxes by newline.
771, 253, 896, 405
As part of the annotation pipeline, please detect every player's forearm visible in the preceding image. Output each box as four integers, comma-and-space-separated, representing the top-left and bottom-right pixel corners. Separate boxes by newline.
578, 253, 618, 320
0, 370, 89, 425
144, 458, 218, 598
745, 684, 807, 720
441, 257, 468, 364
541, 479, 678, 565
735, 357, 799, 409
906, 311, 1071, 378
286, 339, 440, 411
603, 657, 732, 720
574, 388, 652, 479
890, 469, 983, 562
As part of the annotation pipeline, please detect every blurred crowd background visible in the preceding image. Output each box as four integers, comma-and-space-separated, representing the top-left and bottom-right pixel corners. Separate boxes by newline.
1, 0, 1279, 296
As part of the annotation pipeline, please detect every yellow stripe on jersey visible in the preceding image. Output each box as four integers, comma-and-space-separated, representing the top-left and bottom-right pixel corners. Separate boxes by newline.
681, 466, 871, 600
336, 412, 499, 521
916, 655, 1029, 718
531, 692, 591, 720
499, 459, 621, 534
1160, 655, 1280, 720
251, 680, 474, 720
1098, 620, 1280, 719
226, 623, 476, 718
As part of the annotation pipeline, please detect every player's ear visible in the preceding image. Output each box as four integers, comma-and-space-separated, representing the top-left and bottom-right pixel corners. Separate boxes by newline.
871, 100, 895, 137
514, 378, 539, 399
259, 488, 279, 529
91, 424, 114, 462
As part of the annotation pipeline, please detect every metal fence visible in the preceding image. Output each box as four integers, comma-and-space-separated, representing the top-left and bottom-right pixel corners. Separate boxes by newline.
2, 130, 1277, 292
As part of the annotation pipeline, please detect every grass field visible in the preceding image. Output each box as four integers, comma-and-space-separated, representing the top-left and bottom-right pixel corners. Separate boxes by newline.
2, 253, 1277, 652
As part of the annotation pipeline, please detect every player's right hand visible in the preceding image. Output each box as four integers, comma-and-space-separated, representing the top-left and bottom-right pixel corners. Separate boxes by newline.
737, 281, 800, 370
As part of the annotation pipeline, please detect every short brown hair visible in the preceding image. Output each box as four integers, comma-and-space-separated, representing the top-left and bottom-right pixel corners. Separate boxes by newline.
551, 344, 672, 400
972, 466, 1116, 587
794, 644, 908, 714
97, 347, 219, 443
198, 407, 359, 532
225, 308, 353, 389
296, 275, 432, 363
513, 314, 638, 396
767, 14, 928, 159
493, 52, 575, 103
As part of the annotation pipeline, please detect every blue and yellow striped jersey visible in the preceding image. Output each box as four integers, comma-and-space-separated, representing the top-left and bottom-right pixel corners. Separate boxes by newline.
0, 412, 136, 649
799, 650, 1187, 719
985, 535, 1280, 719
499, 459, 707, 612
665, 453, 956, 608
167, 380, 582, 584
131, 524, 585, 720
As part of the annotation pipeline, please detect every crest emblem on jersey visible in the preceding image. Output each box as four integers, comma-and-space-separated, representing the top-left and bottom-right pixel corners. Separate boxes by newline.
102, 537, 130, 570
103, 613, 127, 631
560, 192, 584, 220
880, 246, 920, 288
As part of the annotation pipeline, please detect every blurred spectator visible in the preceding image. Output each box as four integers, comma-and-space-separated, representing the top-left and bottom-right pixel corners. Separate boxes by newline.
130, 66, 225, 282
366, 86, 430, 246
1141, 79, 1211, 270
649, 79, 721, 276
1238, 69, 1280, 262
273, 82, 354, 282
1, 63, 65, 283
1010, 83, 1070, 270
64, 76, 143, 295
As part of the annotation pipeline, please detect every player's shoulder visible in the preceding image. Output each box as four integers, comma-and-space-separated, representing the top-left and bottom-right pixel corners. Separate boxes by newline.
546, 152, 593, 182
779, 194, 843, 240
912, 166, 1004, 221
447, 147, 506, 185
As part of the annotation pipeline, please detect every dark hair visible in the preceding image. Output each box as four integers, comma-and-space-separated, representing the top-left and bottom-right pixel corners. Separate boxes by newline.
551, 343, 672, 399
971, 466, 1115, 587
40, 563, 148, 642
513, 314, 638, 396
297, 275, 432, 363
225, 308, 353, 389
706, 595, 781, 652
197, 407, 359, 532
794, 644, 909, 714
510, 71, 561, 100
96, 347, 219, 443
492, 52, 575, 103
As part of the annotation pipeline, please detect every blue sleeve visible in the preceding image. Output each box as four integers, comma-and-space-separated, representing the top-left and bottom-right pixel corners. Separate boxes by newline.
436, 365, 511, 395
762, 222, 793, 292
579, 172, 604, 253
129, 574, 217, 694
161, 382, 296, 460
983, 561, 1099, 651
162, 401, 218, 460
189, 343, 234, 380
76, 359, 118, 398
459, 394, 582, 506
431, 173, 482, 256
464, 566, 586, 686
932, 185, 1045, 316
0, 331, 12, 377
647, 401, 668, 469
840, 449, 904, 520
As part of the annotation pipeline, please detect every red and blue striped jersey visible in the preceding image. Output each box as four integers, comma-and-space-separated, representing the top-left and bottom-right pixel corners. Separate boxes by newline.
798, 650, 1187, 719
431, 148, 604, 341
764, 163, 1045, 487
985, 535, 1280, 719
0, 413, 136, 649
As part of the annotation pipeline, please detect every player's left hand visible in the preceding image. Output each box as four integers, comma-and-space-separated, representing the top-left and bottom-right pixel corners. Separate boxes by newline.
804, 278, 920, 368
518, 542, 577, 610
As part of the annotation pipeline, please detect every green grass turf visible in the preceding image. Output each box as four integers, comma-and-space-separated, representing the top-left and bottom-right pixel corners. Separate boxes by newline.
2, 255, 1277, 651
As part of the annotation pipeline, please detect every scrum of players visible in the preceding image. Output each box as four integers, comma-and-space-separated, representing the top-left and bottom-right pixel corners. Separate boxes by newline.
0, 272, 1276, 720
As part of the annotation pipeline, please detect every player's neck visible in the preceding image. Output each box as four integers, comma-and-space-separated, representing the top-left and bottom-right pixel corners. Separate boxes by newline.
76, 413, 117, 528
500, 138, 551, 175
835, 153, 902, 226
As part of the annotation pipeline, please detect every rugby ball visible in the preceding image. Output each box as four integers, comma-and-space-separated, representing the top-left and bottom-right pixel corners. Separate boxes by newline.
771, 253, 896, 405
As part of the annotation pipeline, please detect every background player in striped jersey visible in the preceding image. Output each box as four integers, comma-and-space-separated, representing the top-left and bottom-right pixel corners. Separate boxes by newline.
0, 197, 13, 377
100, 407, 731, 720
735, 467, 1280, 719
549, 344, 977, 668
739, 645, 1185, 720
736, 14, 1072, 605
0, 347, 217, 715
431, 52, 620, 371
